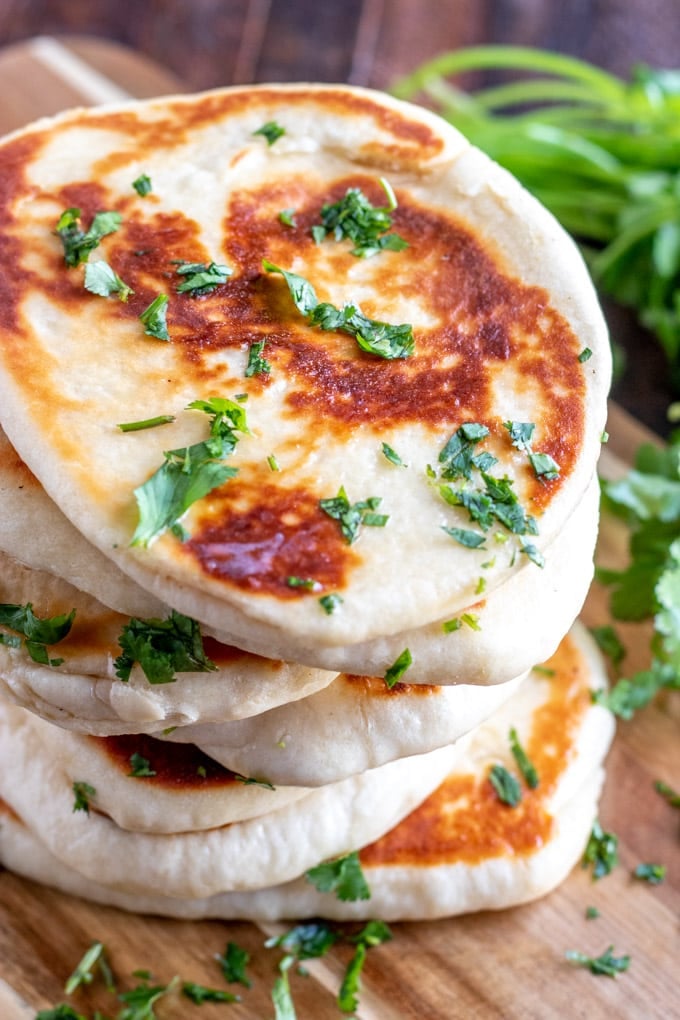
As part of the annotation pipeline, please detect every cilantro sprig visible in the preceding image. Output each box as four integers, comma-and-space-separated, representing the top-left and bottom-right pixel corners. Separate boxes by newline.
319, 485, 388, 543
0, 602, 75, 667
55, 207, 122, 266
312, 179, 408, 258
263, 259, 414, 359
114, 610, 217, 685
565, 946, 630, 977
131, 396, 248, 546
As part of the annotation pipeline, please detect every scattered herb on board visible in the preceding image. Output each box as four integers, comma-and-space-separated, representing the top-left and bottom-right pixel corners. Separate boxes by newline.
0, 602, 75, 667
117, 975, 179, 1019
55, 207, 122, 266
582, 820, 619, 879
654, 778, 680, 807
312, 178, 408, 257
565, 946, 631, 977
131, 396, 248, 546
65, 941, 114, 995
394, 46, 680, 390
632, 862, 666, 884
114, 610, 217, 685
216, 941, 252, 988
262, 259, 415, 359
181, 981, 240, 1004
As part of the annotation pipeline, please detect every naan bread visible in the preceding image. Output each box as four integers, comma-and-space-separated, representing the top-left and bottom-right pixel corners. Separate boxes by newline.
30, 721, 309, 832
0, 625, 614, 919
0, 84, 609, 663
0, 698, 460, 898
0, 551, 336, 732
0, 421, 597, 685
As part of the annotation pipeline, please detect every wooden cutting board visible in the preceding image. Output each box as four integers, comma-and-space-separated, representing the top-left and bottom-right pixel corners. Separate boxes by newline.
0, 38, 676, 1020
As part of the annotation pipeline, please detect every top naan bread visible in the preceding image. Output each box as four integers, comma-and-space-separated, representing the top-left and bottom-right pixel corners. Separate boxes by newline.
0, 84, 610, 654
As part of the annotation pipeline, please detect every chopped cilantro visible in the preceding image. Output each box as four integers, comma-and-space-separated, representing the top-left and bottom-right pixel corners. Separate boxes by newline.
132, 173, 152, 196
439, 422, 491, 479
442, 617, 462, 633
312, 179, 408, 258
84, 259, 133, 301
578, 347, 593, 362
488, 763, 522, 806
460, 612, 481, 630
0, 602, 75, 667
441, 525, 487, 549
117, 976, 178, 1019
319, 486, 388, 544
654, 778, 680, 807
504, 420, 560, 481
139, 293, 170, 340
528, 451, 560, 481
286, 575, 321, 591
279, 208, 297, 227
253, 120, 285, 145
565, 946, 630, 977
181, 982, 239, 1004
72, 780, 96, 814
305, 851, 371, 902
338, 921, 392, 1013
117, 414, 175, 432
504, 420, 535, 451
319, 592, 343, 615
267, 453, 280, 472
233, 773, 276, 791
509, 727, 539, 788
263, 259, 414, 359
381, 441, 406, 466
173, 260, 232, 296
55, 207, 122, 266
128, 752, 157, 778
245, 338, 271, 377
582, 820, 619, 879
216, 941, 252, 988
475, 575, 486, 594
64, 941, 111, 995
384, 647, 412, 688
633, 862, 666, 884
131, 396, 248, 546
266, 922, 339, 960
521, 542, 545, 567
35, 1008, 88, 1020
585, 906, 600, 920
114, 610, 217, 685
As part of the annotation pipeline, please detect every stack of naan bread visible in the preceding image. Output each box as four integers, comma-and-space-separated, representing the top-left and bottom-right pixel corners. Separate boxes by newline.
0, 83, 614, 921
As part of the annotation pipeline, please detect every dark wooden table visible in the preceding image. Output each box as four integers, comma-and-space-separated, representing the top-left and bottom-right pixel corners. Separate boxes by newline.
1, 0, 678, 433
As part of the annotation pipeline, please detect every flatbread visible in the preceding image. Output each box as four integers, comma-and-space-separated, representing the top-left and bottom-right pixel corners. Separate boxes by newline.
0, 422, 597, 685
0, 625, 614, 919
0, 83, 610, 662
0, 698, 460, 898
0, 551, 336, 732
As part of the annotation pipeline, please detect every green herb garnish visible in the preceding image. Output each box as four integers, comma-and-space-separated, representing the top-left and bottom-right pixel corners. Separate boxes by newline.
181, 982, 239, 1004
505, 420, 560, 481
578, 347, 593, 362
117, 414, 175, 432
84, 259, 133, 301
117, 976, 178, 1019
565, 946, 630, 977
313, 179, 408, 258
319, 485, 388, 543
253, 120, 285, 145
174, 260, 232, 296
0, 602, 75, 667
128, 752, 157, 778
338, 921, 393, 1014
582, 820, 619, 879
132, 173, 152, 196
305, 851, 371, 902
245, 338, 271, 376
585, 906, 600, 920
381, 441, 406, 466
488, 763, 522, 806
114, 610, 217, 685
139, 293, 170, 340
64, 941, 112, 995
441, 526, 487, 548
55, 207, 122, 266
509, 727, 539, 788
654, 778, 680, 807
131, 396, 247, 546
216, 942, 252, 988
286, 576, 321, 591
319, 592, 343, 615
384, 647, 412, 688
279, 208, 297, 227
72, 780, 96, 814
262, 259, 415, 359
633, 862, 666, 884
589, 624, 626, 669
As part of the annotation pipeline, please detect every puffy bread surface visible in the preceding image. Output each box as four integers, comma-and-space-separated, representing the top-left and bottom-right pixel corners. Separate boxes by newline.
0, 84, 610, 654
0, 625, 614, 919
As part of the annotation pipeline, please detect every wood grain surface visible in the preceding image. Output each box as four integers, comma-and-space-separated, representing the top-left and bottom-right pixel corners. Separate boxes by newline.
0, 38, 677, 1020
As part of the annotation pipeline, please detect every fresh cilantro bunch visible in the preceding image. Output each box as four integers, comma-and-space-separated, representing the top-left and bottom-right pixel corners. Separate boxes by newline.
596, 430, 680, 716
394, 47, 680, 389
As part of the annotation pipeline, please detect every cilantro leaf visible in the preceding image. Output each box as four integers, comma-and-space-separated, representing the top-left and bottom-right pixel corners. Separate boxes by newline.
582, 820, 619, 879
117, 977, 177, 1019
439, 422, 491, 479
114, 610, 217, 685
279, 208, 297, 227
313, 179, 408, 258
181, 981, 239, 1004
174, 260, 232, 296
139, 293, 170, 340
131, 396, 247, 546
245, 338, 271, 377
509, 727, 539, 788
84, 259, 133, 301
128, 752, 157, 777
319, 592, 343, 615
441, 525, 487, 548
305, 851, 371, 902
0, 602, 75, 667
35, 1007, 88, 1020
55, 207, 122, 266
266, 922, 339, 961
565, 946, 630, 977
384, 647, 412, 688
216, 941, 252, 988
488, 764, 522, 806
253, 120, 285, 145
503, 420, 535, 451
132, 173, 152, 196
319, 486, 388, 544
381, 441, 406, 466
633, 862, 666, 884
72, 780, 96, 813
262, 259, 414, 359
